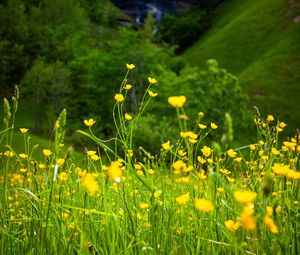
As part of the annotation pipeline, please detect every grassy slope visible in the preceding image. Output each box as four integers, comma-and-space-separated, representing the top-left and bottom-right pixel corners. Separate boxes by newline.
183, 0, 300, 133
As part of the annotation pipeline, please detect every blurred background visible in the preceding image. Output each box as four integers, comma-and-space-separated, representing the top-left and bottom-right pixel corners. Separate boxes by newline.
1, 0, 299, 152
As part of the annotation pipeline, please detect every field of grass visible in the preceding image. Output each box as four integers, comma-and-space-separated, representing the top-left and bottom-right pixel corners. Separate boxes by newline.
183, 0, 300, 133
1, 66, 299, 254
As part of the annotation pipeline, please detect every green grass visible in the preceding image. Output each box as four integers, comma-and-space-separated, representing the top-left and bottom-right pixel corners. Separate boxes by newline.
1, 68, 300, 254
183, 0, 300, 133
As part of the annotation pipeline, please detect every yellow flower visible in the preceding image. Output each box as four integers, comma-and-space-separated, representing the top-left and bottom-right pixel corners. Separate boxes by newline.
162, 140, 171, 151
266, 206, 273, 217
250, 144, 256, 151
210, 122, 218, 129
4, 151, 14, 158
148, 169, 155, 175
195, 198, 214, 213
189, 138, 197, 144
271, 147, 280, 155
201, 146, 212, 157
19, 153, 28, 159
198, 123, 207, 129
198, 111, 204, 117
124, 84, 132, 90
234, 157, 242, 163
167, 96, 186, 108
272, 163, 290, 176
43, 149, 52, 157
56, 158, 65, 166
84, 118, 96, 127
227, 149, 237, 158
115, 93, 125, 103
178, 150, 186, 157
172, 160, 192, 174
87, 150, 96, 156
217, 187, 225, 193
83, 119, 96, 127
148, 90, 158, 97
239, 209, 256, 230
219, 168, 231, 175
126, 63, 135, 70
127, 149, 133, 157
39, 164, 46, 169
233, 190, 257, 206
225, 220, 240, 232
264, 216, 279, 233
81, 173, 99, 196
267, 115, 274, 122
139, 203, 150, 209
20, 128, 29, 134
278, 121, 287, 128
108, 161, 123, 182
180, 131, 197, 139
197, 156, 206, 164
124, 113, 132, 121
19, 168, 27, 173
176, 193, 190, 205
90, 154, 100, 161
58, 172, 68, 182
148, 77, 157, 84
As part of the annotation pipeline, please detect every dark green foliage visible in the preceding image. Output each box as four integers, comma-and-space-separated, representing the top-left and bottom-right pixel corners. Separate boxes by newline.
0, 0, 251, 152
158, 7, 210, 53
21, 59, 72, 132
132, 59, 251, 151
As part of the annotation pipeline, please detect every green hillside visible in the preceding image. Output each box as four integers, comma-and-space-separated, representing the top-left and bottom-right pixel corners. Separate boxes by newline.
183, 0, 300, 133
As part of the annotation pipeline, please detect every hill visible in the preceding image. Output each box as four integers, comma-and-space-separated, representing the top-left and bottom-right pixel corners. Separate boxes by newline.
183, 0, 300, 133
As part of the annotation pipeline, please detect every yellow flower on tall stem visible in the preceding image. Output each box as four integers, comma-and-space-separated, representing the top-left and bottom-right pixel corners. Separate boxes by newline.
84, 119, 96, 127
20, 128, 29, 134
126, 63, 135, 70
234, 190, 257, 206
148, 77, 157, 84
168, 96, 186, 108
114, 94, 124, 103
195, 198, 214, 213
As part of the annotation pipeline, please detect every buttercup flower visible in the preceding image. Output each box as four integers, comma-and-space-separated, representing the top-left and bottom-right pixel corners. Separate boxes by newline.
210, 123, 218, 129
84, 119, 96, 127
139, 203, 150, 209
81, 173, 99, 196
124, 84, 132, 90
198, 124, 207, 129
264, 216, 279, 233
148, 90, 158, 97
225, 220, 240, 232
114, 94, 124, 103
239, 207, 256, 230
176, 193, 190, 205
108, 161, 123, 182
227, 149, 237, 158
125, 113, 133, 121
201, 146, 212, 158
19, 153, 28, 159
20, 128, 29, 134
126, 63, 135, 70
43, 149, 52, 157
56, 158, 65, 166
234, 190, 257, 206
267, 115, 274, 122
4, 151, 14, 158
148, 77, 157, 84
168, 96, 186, 108
162, 140, 171, 151
195, 198, 214, 213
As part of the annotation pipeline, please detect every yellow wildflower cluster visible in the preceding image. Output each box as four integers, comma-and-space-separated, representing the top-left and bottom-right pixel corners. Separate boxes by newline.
81, 173, 99, 196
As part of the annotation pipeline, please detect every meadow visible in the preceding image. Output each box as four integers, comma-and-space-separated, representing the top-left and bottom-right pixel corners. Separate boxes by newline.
1, 65, 299, 254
